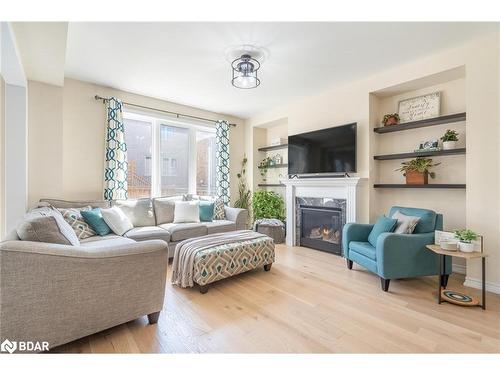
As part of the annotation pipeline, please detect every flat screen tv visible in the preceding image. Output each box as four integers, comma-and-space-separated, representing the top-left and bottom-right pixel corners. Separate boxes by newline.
288, 123, 356, 176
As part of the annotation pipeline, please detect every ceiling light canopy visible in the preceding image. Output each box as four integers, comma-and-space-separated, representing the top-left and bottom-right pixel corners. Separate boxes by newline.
231, 54, 261, 89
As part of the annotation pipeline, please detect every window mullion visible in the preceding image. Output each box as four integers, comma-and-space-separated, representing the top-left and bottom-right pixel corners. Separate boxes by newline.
188, 128, 197, 195
151, 120, 161, 197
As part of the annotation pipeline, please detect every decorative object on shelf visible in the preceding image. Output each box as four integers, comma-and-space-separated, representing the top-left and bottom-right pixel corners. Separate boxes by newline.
258, 157, 273, 182
234, 154, 252, 214
398, 91, 441, 123
273, 154, 283, 165
415, 139, 439, 153
231, 54, 261, 89
252, 190, 285, 222
454, 229, 478, 252
395, 157, 440, 185
382, 113, 400, 126
435, 230, 458, 251
441, 129, 459, 150
270, 137, 287, 146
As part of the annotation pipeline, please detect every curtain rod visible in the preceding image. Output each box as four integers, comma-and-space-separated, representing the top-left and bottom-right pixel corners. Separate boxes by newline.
94, 95, 236, 127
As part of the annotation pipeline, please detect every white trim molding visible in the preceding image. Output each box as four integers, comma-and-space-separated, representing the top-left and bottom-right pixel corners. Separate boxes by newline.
464, 277, 500, 295
452, 263, 466, 275
281, 177, 365, 246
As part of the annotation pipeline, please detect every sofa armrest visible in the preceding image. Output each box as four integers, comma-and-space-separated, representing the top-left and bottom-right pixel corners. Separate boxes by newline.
0, 239, 169, 258
342, 223, 374, 258
224, 206, 248, 230
376, 232, 451, 279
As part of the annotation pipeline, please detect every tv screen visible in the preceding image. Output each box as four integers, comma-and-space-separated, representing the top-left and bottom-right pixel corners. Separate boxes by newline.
288, 123, 356, 176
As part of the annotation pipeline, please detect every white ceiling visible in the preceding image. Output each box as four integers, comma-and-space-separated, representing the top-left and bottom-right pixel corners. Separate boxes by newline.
49, 23, 500, 118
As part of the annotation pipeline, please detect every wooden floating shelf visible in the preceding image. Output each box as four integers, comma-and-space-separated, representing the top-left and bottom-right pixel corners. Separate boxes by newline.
374, 148, 466, 160
373, 112, 466, 134
266, 163, 288, 169
258, 144, 288, 152
258, 183, 285, 187
374, 184, 466, 189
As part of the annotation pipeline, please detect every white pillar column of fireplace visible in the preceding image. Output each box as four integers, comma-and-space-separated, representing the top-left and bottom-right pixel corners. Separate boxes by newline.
281, 177, 364, 246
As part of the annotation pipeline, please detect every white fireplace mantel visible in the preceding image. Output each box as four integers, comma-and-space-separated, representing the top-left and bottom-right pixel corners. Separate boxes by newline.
281, 177, 365, 246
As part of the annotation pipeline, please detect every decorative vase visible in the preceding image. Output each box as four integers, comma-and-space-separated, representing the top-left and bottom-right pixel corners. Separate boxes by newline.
405, 170, 428, 185
442, 141, 457, 150
459, 241, 475, 253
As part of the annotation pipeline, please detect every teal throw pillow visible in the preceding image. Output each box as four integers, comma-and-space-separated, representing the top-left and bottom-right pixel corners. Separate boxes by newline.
81, 208, 112, 236
367, 216, 398, 247
199, 201, 215, 222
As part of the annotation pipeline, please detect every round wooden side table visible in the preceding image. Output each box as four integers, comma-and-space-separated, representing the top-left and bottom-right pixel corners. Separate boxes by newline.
426, 244, 488, 310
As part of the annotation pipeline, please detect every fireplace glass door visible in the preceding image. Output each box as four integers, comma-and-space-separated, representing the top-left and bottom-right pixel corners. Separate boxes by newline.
299, 205, 342, 255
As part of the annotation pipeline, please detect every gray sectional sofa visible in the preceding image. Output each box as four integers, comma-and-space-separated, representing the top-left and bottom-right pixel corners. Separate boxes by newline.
0, 196, 248, 351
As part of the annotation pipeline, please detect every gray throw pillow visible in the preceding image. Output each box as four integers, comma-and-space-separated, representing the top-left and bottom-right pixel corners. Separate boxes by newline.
391, 210, 420, 234
17, 207, 80, 245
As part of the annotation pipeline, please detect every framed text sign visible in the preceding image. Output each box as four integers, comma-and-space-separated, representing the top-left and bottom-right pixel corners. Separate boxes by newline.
398, 92, 441, 123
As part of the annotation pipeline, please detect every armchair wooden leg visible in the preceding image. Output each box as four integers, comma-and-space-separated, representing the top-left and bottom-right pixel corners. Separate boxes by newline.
147, 311, 161, 324
380, 278, 390, 292
346, 259, 353, 270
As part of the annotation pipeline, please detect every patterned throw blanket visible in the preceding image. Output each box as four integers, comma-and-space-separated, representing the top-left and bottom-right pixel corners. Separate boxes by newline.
171, 230, 268, 288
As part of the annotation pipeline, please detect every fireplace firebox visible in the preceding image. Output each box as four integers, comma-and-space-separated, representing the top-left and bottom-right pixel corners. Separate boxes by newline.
299, 205, 343, 255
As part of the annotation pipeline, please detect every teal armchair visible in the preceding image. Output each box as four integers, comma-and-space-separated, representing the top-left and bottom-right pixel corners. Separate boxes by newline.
342, 206, 451, 292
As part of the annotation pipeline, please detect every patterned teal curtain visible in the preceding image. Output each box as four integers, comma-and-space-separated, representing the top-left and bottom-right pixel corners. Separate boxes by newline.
103, 97, 128, 200
215, 120, 230, 204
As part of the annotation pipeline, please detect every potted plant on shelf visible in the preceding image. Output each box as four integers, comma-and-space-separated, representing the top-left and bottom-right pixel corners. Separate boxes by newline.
258, 157, 273, 182
395, 158, 441, 185
441, 129, 459, 150
382, 113, 400, 127
453, 229, 478, 252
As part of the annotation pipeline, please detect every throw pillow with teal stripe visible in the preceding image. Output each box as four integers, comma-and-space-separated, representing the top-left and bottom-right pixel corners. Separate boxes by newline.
199, 201, 215, 222
368, 216, 398, 247
81, 208, 112, 236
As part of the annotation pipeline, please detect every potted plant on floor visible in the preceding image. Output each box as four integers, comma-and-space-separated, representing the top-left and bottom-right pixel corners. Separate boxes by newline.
395, 158, 440, 185
252, 190, 285, 222
441, 129, 459, 150
454, 229, 478, 252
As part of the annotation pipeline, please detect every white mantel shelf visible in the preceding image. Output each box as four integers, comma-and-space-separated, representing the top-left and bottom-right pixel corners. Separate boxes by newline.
281, 177, 366, 247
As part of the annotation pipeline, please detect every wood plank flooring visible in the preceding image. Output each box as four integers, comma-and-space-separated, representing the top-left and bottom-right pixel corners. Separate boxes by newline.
53, 244, 500, 353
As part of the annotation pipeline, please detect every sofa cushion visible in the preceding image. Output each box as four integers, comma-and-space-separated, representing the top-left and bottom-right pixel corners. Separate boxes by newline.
199, 201, 215, 222
173, 201, 200, 223
57, 207, 97, 240
101, 206, 134, 236
113, 198, 155, 227
349, 241, 377, 261
153, 196, 181, 225
205, 220, 236, 234
368, 216, 397, 247
80, 234, 136, 248
388, 206, 436, 234
81, 208, 112, 236
159, 222, 208, 242
124, 226, 171, 242
39, 198, 111, 209
17, 207, 80, 246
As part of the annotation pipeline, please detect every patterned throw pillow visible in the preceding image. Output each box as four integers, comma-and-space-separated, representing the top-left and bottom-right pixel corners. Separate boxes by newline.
58, 207, 97, 239
213, 198, 226, 220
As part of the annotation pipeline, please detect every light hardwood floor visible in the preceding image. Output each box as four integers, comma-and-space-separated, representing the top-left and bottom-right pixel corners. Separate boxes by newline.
53, 244, 500, 353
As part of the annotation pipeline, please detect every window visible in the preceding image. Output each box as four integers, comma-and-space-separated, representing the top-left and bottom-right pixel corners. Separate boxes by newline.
123, 112, 217, 198
196, 130, 217, 196
124, 118, 152, 199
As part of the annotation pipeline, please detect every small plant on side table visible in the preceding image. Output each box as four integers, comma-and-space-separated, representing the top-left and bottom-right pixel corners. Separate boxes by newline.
395, 158, 441, 185
454, 229, 478, 253
441, 129, 459, 150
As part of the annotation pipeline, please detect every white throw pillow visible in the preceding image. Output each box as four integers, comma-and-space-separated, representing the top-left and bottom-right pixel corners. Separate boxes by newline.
173, 201, 200, 223
391, 210, 420, 234
101, 206, 134, 235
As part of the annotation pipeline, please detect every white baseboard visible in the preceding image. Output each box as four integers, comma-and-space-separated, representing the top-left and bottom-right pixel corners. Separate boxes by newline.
463, 277, 500, 294
452, 263, 466, 275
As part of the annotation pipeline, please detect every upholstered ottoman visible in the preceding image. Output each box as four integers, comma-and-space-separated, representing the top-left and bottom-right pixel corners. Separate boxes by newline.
171, 230, 275, 293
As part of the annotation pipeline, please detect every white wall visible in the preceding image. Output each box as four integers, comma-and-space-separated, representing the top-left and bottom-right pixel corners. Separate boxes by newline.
246, 31, 500, 292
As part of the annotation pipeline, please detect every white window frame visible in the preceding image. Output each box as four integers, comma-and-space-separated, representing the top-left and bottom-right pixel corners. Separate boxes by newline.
123, 109, 216, 198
